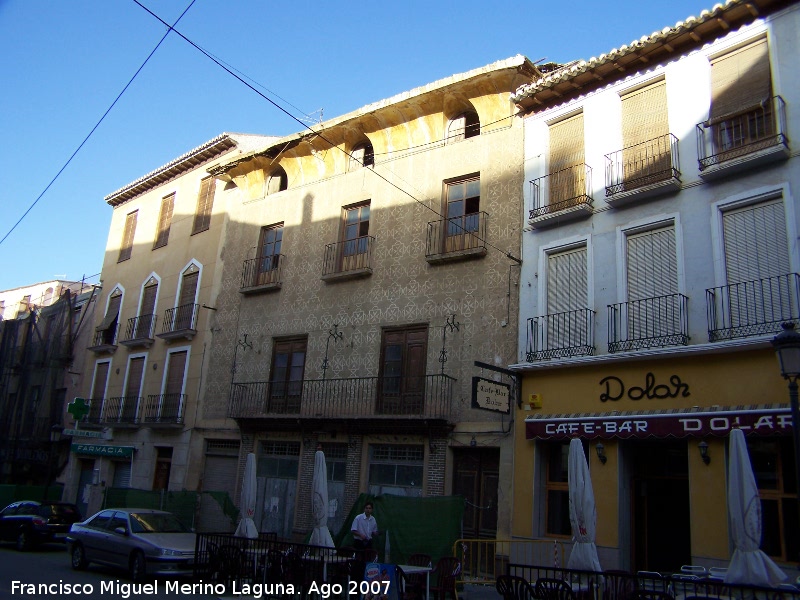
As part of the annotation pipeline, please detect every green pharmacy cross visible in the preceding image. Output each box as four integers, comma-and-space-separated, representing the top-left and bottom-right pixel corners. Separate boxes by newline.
67, 397, 91, 422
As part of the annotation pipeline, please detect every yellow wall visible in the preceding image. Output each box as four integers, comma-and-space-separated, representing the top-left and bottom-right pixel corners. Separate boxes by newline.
512, 347, 786, 564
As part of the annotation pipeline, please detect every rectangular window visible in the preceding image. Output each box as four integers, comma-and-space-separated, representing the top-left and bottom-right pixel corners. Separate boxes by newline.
341, 202, 370, 267
192, 178, 216, 234
122, 356, 145, 421
368, 444, 424, 497
153, 193, 175, 249
721, 198, 791, 330
548, 113, 585, 208
378, 326, 428, 415
95, 292, 122, 346
545, 245, 589, 352
444, 177, 481, 253
118, 211, 138, 262
748, 437, 798, 562
544, 441, 571, 537
620, 81, 671, 189
135, 282, 158, 339
164, 350, 187, 398
256, 224, 283, 285
269, 337, 307, 412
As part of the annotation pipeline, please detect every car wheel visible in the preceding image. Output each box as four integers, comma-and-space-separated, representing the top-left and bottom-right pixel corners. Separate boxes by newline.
130, 551, 146, 582
16, 530, 31, 552
71, 543, 88, 570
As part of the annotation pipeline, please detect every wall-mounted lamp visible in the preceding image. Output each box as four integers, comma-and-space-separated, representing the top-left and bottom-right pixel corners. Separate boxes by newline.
698, 440, 710, 465
595, 443, 607, 465
470, 436, 477, 447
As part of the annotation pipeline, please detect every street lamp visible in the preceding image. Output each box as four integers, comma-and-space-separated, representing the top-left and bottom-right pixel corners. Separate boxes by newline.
771, 321, 800, 526
43, 425, 63, 501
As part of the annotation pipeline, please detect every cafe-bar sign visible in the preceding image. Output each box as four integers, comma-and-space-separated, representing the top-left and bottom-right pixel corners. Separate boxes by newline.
472, 377, 511, 414
525, 406, 792, 440
71, 443, 134, 458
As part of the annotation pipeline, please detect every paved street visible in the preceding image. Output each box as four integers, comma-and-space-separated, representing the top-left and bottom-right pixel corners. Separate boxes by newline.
0, 542, 222, 600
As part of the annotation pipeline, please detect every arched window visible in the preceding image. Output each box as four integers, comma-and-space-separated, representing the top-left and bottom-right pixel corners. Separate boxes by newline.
349, 141, 374, 171
446, 111, 480, 144
266, 167, 288, 195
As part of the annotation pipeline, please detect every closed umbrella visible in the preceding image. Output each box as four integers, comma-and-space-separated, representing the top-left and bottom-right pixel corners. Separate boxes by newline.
234, 453, 259, 538
567, 438, 602, 572
724, 429, 787, 587
309, 448, 334, 548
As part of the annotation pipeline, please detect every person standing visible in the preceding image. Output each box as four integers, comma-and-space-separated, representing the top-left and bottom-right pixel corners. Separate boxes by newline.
351, 501, 378, 550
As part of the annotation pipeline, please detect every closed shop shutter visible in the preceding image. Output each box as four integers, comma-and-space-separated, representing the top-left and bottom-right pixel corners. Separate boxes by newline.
112, 461, 132, 488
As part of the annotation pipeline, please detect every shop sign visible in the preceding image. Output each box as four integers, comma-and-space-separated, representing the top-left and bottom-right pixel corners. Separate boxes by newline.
71, 443, 134, 458
62, 428, 109, 439
525, 406, 792, 440
472, 377, 511, 414
599, 373, 690, 402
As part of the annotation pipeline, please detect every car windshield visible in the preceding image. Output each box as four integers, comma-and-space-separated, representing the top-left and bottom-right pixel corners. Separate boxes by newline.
129, 513, 189, 534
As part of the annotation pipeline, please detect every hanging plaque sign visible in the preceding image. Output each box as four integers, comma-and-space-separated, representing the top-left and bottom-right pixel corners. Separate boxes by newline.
472, 377, 511, 414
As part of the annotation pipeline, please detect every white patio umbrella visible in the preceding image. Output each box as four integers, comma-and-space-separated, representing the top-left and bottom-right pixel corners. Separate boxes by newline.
309, 448, 334, 548
724, 429, 787, 587
567, 438, 602, 572
234, 452, 259, 538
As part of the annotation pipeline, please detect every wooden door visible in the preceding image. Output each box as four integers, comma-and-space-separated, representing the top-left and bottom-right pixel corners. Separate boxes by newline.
378, 326, 427, 415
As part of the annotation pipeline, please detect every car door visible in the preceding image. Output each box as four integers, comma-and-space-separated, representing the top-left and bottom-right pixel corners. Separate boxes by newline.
104, 512, 133, 568
81, 510, 114, 562
0, 503, 21, 541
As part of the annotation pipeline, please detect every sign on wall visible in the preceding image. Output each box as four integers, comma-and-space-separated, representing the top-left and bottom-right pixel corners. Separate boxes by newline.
472, 377, 511, 414
71, 443, 134, 458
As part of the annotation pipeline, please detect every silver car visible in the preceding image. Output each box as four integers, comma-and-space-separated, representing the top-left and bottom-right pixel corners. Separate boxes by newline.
66, 508, 196, 582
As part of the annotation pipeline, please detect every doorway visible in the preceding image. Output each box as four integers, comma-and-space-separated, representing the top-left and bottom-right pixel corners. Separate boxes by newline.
629, 440, 691, 572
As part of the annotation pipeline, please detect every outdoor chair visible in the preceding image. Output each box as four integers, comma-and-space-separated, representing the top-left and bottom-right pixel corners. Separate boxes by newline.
706, 568, 727, 581
216, 544, 252, 586
679, 567, 707, 577
406, 553, 433, 597
636, 572, 669, 593
430, 557, 462, 600
535, 577, 577, 600
496, 574, 537, 600
397, 565, 424, 600
669, 574, 701, 599
602, 570, 635, 600
282, 551, 309, 599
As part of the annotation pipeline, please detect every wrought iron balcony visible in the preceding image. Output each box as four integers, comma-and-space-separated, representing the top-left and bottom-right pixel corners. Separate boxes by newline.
142, 393, 186, 426
88, 325, 118, 353
608, 293, 689, 353
696, 96, 789, 178
229, 374, 455, 422
120, 314, 157, 348
529, 164, 593, 228
322, 236, 375, 281
706, 273, 800, 342
240, 255, 284, 294
526, 309, 595, 361
426, 212, 488, 263
100, 396, 141, 426
605, 133, 680, 205
157, 303, 198, 341
81, 397, 106, 426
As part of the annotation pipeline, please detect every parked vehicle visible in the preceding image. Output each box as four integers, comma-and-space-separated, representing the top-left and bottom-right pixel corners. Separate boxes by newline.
67, 508, 196, 582
0, 500, 83, 551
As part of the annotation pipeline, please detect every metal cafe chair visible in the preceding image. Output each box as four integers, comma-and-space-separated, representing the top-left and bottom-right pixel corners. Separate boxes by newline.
535, 578, 577, 600
496, 574, 537, 600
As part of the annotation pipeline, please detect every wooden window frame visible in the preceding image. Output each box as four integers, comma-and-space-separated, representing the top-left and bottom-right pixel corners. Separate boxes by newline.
153, 193, 175, 250
118, 210, 138, 262
192, 177, 216, 235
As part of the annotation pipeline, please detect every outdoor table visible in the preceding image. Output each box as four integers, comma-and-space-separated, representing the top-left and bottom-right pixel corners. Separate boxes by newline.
304, 553, 352, 583
398, 564, 432, 600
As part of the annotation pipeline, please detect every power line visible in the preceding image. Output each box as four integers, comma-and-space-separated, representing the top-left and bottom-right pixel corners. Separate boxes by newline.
0, 0, 198, 250
132, 0, 522, 265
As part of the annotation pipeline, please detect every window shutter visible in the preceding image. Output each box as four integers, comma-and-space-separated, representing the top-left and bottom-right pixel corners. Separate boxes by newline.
125, 357, 146, 397
178, 271, 199, 307
192, 178, 215, 234
626, 226, 678, 301
165, 351, 187, 396
621, 81, 669, 148
549, 113, 585, 172
154, 194, 174, 249
140, 284, 158, 317
547, 247, 588, 314
92, 362, 110, 399
97, 294, 122, 332
118, 211, 138, 262
710, 38, 771, 121
112, 462, 132, 488
723, 199, 788, 284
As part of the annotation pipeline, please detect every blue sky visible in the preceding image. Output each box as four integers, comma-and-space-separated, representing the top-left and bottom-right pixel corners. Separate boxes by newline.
0, 0, 709, 291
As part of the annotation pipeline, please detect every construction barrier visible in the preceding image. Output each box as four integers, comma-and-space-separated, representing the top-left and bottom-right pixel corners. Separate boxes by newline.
453, 538, 565, 586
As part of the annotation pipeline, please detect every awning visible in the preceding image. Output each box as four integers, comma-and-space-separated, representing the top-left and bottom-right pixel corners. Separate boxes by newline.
525, 404, 792, 440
